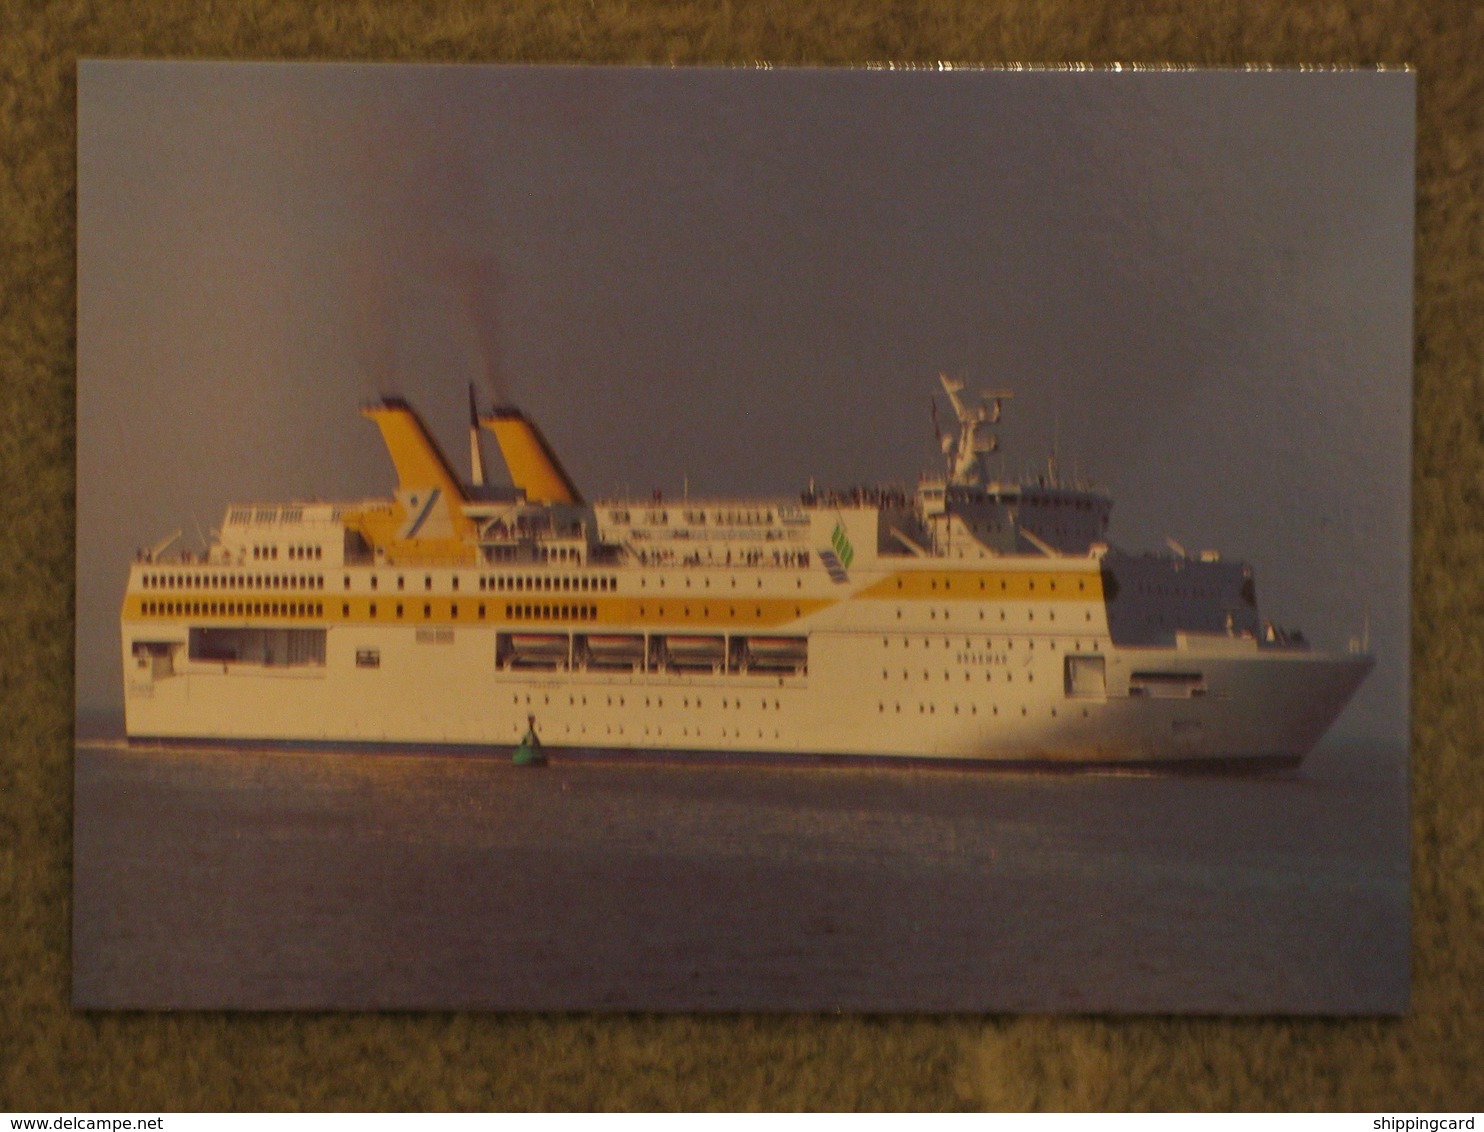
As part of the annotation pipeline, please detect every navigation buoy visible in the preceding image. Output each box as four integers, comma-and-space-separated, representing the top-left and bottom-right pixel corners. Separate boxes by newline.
513, 714, 547, 767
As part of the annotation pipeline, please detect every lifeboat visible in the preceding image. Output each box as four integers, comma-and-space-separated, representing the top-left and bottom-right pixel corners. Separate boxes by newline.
663, 635, 726, 669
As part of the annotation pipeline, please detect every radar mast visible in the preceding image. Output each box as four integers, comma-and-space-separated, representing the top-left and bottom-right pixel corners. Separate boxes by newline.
938, 374, 1012, 486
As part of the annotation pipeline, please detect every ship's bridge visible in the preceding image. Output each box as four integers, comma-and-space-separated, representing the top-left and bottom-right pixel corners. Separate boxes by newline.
917, 478, 1113, 558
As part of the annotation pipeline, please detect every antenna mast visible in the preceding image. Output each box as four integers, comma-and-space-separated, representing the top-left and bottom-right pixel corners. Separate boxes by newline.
937, 374, 1012, 486
468, 383, 486, 488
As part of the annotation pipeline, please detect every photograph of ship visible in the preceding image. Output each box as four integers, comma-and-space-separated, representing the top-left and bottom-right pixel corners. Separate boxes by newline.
75, 63, 1413, 1012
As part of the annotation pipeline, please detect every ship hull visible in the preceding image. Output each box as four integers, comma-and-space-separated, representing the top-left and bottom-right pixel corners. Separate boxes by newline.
123, 625, 1371, 768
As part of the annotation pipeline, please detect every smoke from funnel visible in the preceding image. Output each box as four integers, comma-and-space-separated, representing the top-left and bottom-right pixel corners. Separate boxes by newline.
346, 250, 400, 398
342, 89, 516, 411
440, 251, 511, 407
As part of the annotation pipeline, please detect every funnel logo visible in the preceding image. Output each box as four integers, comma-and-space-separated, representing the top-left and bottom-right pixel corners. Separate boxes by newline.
830, 521, 855, 568
819, 521, 853, 583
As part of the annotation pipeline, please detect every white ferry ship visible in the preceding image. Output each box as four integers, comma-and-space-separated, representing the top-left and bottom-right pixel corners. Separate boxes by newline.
121, 377, 1372, 769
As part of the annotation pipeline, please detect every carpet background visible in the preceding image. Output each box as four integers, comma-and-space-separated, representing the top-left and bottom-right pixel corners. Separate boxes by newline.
3, 0, 1480, 1111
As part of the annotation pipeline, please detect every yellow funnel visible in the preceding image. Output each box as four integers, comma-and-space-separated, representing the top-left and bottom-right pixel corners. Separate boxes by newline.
482, 408, 583, 505
361, 398, 468, 503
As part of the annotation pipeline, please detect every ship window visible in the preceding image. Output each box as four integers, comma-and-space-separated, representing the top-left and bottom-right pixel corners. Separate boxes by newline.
396, 604, 403, 618
425, 576, 432, 591
371, 576, 378, 590
423, 603, 431, 619
397, 576, 405, 591
1129, 671, 1205, 698
190, 627, 326, 668
452, 577, 459, 592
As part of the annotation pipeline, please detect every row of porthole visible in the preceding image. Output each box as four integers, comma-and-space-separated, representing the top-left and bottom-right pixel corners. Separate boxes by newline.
351, 602, 486, 620
878, 703, 1090, 718
895, 607, 1092, 624
509, 721, 757, 742
513, 692, 784, 711
513, 716, 782, 744
641, 575, 792, 590
883, 637, 1096, 651
353, 573, 617, 595
477, 574, 617, 593
890, 605, 1092, 623
143, 600, 323, 618
884, 669, 1035, 683
142, 572, 325, 591
896, 576, 1089, 593
506, 603, 598, 622
636, 604, 802, 619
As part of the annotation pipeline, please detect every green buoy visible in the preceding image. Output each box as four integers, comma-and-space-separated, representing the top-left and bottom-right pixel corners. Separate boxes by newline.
513, 715, 547, 767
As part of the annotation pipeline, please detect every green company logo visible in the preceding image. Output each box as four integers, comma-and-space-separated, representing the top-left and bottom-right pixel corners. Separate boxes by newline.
830, 521, 854, 568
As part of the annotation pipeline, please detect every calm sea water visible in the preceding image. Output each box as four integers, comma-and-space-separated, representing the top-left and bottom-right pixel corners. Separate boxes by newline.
72, 713, 1408, 1013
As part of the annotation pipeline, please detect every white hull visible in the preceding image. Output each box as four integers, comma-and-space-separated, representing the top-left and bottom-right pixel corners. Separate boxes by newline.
124, 621, 1371, 767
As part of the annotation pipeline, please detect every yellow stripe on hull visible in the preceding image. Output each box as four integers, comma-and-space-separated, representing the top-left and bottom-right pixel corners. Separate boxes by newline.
855, 569, 1104, 601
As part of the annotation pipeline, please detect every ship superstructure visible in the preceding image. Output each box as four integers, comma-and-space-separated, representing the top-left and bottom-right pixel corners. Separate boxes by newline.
121, 377, 1372, 768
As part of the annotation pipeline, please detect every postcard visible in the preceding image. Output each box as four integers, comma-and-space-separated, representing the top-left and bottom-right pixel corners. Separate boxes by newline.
74, 62, 1412, 1011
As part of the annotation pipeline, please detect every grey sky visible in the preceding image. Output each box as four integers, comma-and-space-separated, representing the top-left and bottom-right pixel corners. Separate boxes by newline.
77, 63, 1414, 742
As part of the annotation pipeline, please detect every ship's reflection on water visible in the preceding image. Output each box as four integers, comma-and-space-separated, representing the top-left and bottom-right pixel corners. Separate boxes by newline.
73, 720, 1407, 1013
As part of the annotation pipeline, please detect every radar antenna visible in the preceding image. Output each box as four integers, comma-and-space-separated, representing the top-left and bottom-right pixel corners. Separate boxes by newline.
936, 374, 1013, 485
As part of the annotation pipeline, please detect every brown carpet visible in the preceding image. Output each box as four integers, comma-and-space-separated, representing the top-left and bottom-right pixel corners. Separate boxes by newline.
3, 0, 1480, 1111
